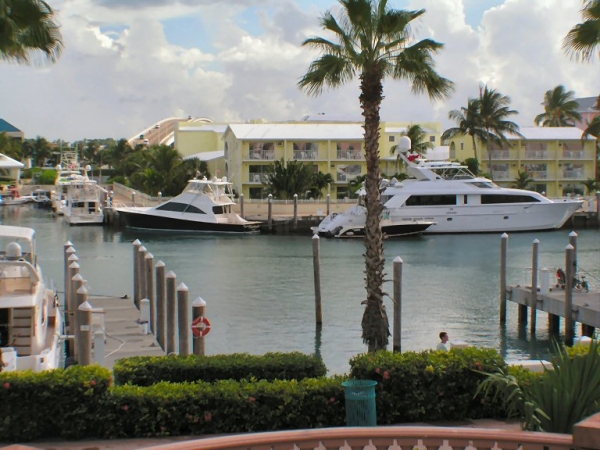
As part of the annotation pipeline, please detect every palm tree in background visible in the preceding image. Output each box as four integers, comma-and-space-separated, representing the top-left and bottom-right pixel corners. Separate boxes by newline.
478, 85, 522, 182
0, 0, 63, 64
534, 85, 583, 127
390, 124, 435, 167
299, 0, 453, 352
512, 170, 534, 190
563, 0, 600, 62
442, 98, 485, 163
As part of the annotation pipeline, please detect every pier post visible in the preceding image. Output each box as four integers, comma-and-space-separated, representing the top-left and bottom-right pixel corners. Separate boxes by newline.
66, 255, 79, 315
500, 233, 508, 324
549, 314, 560, 334
177, 283, 190, 356
530, 239, 539, 335
326, 194, 330, 216
138, 246, 148, 306
67, 262, 80, 357
132, 191, 136, 206
240, 194, 244, 219
268, 194, 273, 232
76, 296, 92, 366
569, 231, 578, 274
140, 299, 150, 334
132, 239, 141, 308
312, 234, 323, 324
192, 297, 206, 356
63, 242, 74, 305
293, 193, 298, 230
393, 256, 402, 353
565, 244, 575, 345
166, 271, 177, 355
596, 191, 600, 222
145, 253, 155, 332
155, 261, 166, 350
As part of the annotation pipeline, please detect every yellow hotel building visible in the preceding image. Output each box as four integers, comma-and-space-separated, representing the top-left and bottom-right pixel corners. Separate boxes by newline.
175, 119, 442, 199
445, 127, 598, 197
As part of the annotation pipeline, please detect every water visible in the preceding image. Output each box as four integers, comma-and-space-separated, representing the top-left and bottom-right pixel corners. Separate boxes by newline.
2, 205, 599, 374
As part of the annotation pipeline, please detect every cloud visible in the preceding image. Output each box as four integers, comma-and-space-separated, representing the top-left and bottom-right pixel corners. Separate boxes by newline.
0, 0, 597, 141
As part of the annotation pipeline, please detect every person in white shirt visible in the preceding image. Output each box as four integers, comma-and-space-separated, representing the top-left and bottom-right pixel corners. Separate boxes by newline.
436, 331, 451, 351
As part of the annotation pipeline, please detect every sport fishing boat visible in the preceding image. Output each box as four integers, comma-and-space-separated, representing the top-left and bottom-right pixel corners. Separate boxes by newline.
0, 225, 63, 372
116, 176, 261, 233
63, 179, 105, 225
317, 154, 583, 235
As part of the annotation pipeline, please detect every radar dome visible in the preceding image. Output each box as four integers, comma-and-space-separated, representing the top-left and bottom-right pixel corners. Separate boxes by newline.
5, 242, 22, 260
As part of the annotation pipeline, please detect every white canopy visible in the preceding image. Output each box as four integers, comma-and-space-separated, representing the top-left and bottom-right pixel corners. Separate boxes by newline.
183, 150, 225, 162
0, 153, 24, 181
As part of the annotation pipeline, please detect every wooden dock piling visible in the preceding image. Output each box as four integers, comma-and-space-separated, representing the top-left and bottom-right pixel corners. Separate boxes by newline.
530, 239, 539, 335
177, 283, 190, 356
145, 253, 155, 332
192, 297, 206, 356
500, 233, 508, 324
166, 271, 177, 355
312, 234, 322, 324
132, 239, 141, 308
393, 256, 402, 353
155, 261, 166, 350
565, 244, 575, 345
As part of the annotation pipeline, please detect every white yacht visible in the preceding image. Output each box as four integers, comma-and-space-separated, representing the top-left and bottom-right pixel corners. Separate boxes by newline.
63, 179, 105, 226
117, 176, 261, 233
317, 154, 582, 235
51, 152, 90, 215
0, 225, 64, 372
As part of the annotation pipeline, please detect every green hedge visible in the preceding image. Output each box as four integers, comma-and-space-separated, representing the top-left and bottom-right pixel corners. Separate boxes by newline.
113, 352, 327, 386
98, 377, 345, 438
349, 347, 507, 423
0, 365, 112, 441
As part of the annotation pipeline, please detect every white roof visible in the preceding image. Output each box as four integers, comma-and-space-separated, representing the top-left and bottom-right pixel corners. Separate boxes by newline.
226, 123, 364, 140
179, 124, 228, 133
509, 127, 591, 140
0, 153, 24, 169
184, 150, 225, 161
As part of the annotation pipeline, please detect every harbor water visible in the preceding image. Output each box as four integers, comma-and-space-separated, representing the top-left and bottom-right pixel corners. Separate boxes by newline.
2, 205, 599, 374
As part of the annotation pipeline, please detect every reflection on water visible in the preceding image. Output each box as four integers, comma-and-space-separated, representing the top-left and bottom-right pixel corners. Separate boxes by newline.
2, 205, 599, 374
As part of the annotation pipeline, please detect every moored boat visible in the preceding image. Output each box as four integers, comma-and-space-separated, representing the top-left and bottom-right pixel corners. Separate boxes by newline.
318, 152, 583, 235
117, 176, 261, 234
0, 225, 63, 372
63, 179, 105, 226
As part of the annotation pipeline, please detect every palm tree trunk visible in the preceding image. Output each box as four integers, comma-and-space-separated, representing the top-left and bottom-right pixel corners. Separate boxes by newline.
359, 70, 390, 353
486, 131, 495, 182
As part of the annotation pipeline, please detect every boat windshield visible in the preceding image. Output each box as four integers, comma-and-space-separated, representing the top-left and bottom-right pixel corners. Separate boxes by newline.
429, 166, 475, 180
470, 181, 497, 189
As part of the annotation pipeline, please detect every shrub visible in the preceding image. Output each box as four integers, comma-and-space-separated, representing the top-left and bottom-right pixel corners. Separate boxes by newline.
113, 352, 327, 386
349, 347, 506, 424
0, 365, 112, 441
37, 169, 57, 185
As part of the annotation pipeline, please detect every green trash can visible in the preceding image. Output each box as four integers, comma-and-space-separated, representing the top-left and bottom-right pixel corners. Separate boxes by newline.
342, 379, 377, 426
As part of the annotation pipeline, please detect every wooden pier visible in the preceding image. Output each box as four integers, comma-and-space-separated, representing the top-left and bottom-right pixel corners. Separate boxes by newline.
501, 232, 600, 343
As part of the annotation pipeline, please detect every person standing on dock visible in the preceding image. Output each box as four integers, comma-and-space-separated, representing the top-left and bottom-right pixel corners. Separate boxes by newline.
436, 332, 451, 352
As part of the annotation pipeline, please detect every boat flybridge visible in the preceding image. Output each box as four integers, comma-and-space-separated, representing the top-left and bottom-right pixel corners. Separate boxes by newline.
317, 152, 583, 236
117, 176, 261, 234
0, 225, 63, 372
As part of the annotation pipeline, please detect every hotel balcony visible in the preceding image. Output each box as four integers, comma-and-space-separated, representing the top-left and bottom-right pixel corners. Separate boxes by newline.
337, 150, 363, 160
492, 171, 511, 181
524, 151, 549, 159
248, 150, 275, 160
248, 174, 268, 184
562, 170, 585, 179
562, 150, 585, 159
293, 150, 318, 160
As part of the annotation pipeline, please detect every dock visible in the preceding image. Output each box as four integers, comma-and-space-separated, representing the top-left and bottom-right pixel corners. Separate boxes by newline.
87, 295, 164, 369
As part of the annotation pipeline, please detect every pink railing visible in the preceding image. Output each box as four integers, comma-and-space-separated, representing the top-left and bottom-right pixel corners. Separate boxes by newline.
144, 426, 574, 450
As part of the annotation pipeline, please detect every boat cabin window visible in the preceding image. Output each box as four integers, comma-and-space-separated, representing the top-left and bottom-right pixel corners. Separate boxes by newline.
470, 182, 495, 189
213, 205, 231, 214
157, 202, 206, 214
481, 195, 541, 204
405, 195, 456, 206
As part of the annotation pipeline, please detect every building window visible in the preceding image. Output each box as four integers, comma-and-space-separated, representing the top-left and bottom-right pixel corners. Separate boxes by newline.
460, 143, 464, 150
429, 136, 435, 142
389, 136, 395, 142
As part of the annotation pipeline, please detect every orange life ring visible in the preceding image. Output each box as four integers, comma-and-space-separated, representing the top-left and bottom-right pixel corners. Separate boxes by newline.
191, 316, 211, 338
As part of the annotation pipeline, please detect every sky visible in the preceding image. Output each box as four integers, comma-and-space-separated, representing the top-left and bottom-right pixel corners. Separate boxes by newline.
1, 0, 599, 142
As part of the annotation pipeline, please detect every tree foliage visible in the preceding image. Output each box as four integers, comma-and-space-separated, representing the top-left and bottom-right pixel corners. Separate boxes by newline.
264, 158, 332, 200
0, 0, 63, 64
563, 0, 600, 62
299, 0, 453, 352
534, 85, 582, 127
512, 170, 534, 190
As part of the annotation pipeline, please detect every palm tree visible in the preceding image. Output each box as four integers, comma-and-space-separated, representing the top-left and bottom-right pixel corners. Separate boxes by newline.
512, 170, 534, 190
442, 98, 485, 163
311, 171, 334, 199
478, 85, 522, 182
265, 158, 315, 200
534, 85, 583, 127
299, 0, 453, 352
0, 0, 63, 64
563, 0, 600, 62
583, 115, 600, 178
